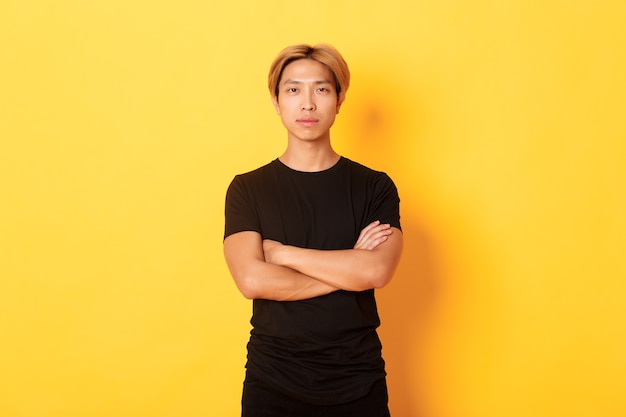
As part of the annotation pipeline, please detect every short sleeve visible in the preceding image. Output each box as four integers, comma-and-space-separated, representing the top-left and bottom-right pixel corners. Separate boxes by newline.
224, 175, 261, 240
370, 173, 401, 231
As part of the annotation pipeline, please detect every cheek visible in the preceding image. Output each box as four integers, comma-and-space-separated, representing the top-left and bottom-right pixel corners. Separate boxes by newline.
272, 99, 280, 114
275, 97, 294, 115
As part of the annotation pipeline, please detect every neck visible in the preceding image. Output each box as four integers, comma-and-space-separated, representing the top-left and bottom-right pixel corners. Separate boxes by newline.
279, 139, 340, 172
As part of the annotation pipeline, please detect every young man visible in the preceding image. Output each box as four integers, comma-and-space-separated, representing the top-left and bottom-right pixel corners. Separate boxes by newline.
223, 44, 403, 416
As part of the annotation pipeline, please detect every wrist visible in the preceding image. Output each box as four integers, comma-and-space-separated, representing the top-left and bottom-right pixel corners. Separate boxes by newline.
277, 245, 292, 267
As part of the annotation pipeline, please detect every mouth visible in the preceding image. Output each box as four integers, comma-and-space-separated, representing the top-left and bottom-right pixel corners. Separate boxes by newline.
297, 118, 319, 126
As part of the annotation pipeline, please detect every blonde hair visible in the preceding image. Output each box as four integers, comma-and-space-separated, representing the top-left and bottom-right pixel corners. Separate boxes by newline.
268, 44, 350, 100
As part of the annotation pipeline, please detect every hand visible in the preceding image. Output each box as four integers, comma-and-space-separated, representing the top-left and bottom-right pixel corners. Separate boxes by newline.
354, 220, 393, 250
262, 239, 284, 264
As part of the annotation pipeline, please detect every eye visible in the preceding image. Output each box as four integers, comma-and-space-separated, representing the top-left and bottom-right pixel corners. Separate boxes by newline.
317, 87, 329, 93
286, 87, 298, 93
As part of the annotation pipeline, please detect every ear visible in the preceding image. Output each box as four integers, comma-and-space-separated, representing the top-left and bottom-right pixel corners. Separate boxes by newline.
336, 92, 345, 114
271, 96, 280, 115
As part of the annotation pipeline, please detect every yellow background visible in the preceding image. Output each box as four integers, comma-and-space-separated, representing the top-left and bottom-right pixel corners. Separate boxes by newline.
1, 1, 624, 416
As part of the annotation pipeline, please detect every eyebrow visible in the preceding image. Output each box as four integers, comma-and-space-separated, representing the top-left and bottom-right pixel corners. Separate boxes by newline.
281, 79, 333, 86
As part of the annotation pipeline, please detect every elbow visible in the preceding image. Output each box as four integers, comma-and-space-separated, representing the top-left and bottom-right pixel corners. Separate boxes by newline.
365, 243, 402, 290
369, 272, 393, 289
238, 286, 258, 300
233, 273, 262, 300
363, 265, 395, 290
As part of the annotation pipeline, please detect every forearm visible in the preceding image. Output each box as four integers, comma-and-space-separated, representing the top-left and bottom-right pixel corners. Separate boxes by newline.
272, 248, 384, 291
267, 231, 403, 292
232, 259, 339, 301
223, 231, 339, 301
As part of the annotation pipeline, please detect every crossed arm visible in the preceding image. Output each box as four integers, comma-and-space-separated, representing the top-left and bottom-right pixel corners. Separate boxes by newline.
223, 221, 403, 301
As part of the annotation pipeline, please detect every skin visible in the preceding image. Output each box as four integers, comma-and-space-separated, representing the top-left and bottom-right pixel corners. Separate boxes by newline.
271, 58, 344, 172
224, 58, 403, 300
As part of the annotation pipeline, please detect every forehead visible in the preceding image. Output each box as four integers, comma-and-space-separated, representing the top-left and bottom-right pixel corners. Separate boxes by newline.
280, 59, 334, 84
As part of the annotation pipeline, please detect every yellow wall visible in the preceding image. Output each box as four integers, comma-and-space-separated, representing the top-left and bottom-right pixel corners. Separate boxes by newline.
1, 1, 624, 416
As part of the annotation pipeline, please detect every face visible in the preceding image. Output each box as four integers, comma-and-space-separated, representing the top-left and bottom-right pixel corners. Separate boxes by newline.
272, 59, 344, 144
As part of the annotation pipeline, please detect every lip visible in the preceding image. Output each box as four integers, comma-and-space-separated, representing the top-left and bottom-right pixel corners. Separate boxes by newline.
296, 118, 319, 126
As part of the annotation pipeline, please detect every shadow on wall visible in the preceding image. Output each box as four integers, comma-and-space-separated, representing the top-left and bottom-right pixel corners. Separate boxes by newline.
378, 219, 441, 417
345, 68, 442, 417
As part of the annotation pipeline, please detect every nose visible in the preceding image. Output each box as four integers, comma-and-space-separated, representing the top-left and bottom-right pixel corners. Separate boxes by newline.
301, 90, 316, 111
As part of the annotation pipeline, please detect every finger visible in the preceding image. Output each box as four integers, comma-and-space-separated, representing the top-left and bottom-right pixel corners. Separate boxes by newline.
362, 224, 391, 242
360, 220, 381, 234
356, 222, 390, 246
354, 224, 392, 249
364, 229, 392, 249
355, 221, 380, 244
354, 221, 377, 247
356, 233, 389, 250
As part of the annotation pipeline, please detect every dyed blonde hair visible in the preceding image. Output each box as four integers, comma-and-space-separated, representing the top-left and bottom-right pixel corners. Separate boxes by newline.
268, 44, 350, 100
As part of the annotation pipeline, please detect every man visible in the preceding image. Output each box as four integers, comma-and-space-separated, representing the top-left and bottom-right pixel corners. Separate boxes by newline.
224, 43, 403, 416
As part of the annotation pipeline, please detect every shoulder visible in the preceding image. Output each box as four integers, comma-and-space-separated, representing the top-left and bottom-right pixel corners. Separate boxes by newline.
234, 159, 278, 180
228, 160, 279, 188
342, 157, 396, 185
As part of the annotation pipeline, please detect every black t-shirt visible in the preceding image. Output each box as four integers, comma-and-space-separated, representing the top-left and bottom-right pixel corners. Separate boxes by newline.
224, 157, 401, 405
